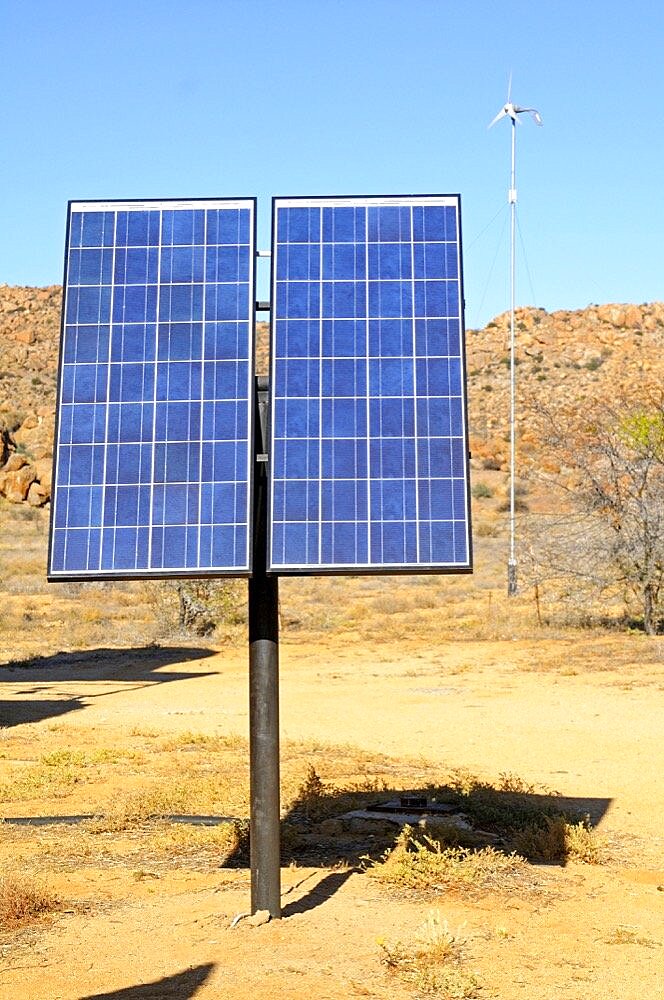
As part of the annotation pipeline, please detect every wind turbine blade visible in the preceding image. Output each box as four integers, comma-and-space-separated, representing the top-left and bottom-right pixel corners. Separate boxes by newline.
507, 70, 512, 103
513, 106, 543, 126
488, 107, 507, 129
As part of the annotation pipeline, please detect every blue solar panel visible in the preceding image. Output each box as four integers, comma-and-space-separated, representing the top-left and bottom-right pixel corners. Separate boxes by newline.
268, 195, 472, 573
48, 198, 256, 579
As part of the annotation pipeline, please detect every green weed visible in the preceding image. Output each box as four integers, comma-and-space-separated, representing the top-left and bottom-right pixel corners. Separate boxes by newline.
471, 482, 494, 499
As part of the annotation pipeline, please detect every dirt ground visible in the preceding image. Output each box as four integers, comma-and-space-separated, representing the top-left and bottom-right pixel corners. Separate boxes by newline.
1, 630, 663, 1000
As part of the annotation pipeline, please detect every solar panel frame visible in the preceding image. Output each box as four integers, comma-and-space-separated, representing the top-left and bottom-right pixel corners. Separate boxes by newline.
267, 193, 473, 576
48, 197, 257, 581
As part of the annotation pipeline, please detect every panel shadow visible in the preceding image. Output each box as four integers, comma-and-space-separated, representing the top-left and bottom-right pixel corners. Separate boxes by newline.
0, 698, 86, 728
0, 645, 218, 726
79, 963, 215, 1000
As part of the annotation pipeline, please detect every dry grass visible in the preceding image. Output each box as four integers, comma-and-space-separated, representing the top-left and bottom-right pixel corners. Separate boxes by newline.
367, 826, 529, 895
159, 731, 245, 753
2, 721, 582, 884
2, 817, 245, 873
40, 747, 143, 767
0, 875, 60, 929
85, 773, 244, 833
0, 761, 82, 802
379, 910, 481, 997
605, 925, 662, 948
0, 706, 604, 878
147, 821, 240, 858
0, 745, 149, 805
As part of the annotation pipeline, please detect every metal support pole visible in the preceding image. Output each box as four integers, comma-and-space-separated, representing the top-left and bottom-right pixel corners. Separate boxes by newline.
248, 374, 281, 917
507, 117, 518, 597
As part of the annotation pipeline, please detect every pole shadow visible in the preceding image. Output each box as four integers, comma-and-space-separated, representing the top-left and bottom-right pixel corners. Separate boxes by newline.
281, 869, 355, 917
78, 963, 215, 999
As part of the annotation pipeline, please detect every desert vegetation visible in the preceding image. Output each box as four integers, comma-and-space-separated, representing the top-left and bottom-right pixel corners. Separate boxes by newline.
522, 399, 663, 634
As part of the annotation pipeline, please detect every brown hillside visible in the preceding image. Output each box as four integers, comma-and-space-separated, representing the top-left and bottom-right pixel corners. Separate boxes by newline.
0, 285, 662, 506
466, 302, 664, 471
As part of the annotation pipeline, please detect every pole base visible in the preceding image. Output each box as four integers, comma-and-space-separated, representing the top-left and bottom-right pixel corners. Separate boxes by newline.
507, 561, 518, 597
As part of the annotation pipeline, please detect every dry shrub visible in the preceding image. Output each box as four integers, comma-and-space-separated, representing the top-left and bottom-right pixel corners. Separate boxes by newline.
471, 481, 494, 499
434, 770, 604, 865
370, 594, 418, 616
289, 764, 327, 821
142, 579, 246, 637
0, 876, 60, 929
474, 520, 499, 538
605, 925, 662, 948
286, 764, 388, 824
497, 496, 529, 513
513, 816, 604, 864
367, 826, 528, 894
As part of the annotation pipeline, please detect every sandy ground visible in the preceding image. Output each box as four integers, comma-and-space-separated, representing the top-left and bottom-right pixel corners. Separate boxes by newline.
0, 635, 663, 999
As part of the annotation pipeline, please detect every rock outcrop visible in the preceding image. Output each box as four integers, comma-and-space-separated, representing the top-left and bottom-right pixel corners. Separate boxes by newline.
0, 285, 60, 506
466, 302, 664, 470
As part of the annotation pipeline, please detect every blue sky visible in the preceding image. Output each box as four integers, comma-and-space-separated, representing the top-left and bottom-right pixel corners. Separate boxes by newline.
1, 0, 662, 329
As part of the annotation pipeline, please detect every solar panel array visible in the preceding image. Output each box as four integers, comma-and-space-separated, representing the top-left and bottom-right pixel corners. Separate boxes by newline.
48, 198, 255, 579
268, 195, 471, 574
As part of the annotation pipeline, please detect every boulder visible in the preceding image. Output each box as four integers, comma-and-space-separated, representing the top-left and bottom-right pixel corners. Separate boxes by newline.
1, 464, 36, 502
623, 305, 643, 328
1, 453, 28, 473
14, 416, 45, 452
33, 457, 52, 494
596, 304, 629, 328
27, 481, 49, 507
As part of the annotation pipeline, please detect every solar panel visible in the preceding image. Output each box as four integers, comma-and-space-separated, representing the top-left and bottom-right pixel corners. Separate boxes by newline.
268, 194, 472, 574
48, 198, 256, 579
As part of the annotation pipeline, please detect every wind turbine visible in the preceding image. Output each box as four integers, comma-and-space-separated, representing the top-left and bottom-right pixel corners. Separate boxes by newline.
489, 78, 542, 597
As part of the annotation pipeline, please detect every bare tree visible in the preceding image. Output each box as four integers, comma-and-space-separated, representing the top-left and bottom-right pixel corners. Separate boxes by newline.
522, 397, 663, 634
143, 579, 246, 637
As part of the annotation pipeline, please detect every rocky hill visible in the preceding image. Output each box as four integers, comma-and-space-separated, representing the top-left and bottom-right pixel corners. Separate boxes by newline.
465, 301, 664, 471
1, 284, 662, 507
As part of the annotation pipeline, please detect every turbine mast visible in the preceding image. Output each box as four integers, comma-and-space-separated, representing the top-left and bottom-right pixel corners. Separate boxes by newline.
489, 84, 542, 597
508, 114, 517, 596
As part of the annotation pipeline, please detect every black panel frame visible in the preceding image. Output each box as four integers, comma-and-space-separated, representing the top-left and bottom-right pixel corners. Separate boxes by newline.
47, 196, 258, 582
266, 193, 473, 577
